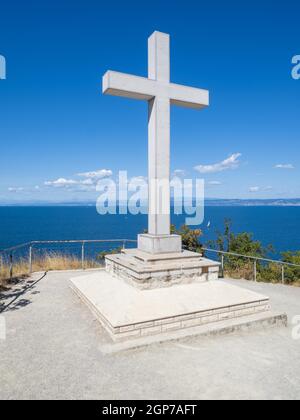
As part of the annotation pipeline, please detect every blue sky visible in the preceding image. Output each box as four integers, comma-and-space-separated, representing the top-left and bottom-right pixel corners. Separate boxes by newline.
0, 0, 299, 203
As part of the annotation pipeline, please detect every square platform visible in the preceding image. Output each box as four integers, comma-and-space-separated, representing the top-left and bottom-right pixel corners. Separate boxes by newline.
70, 270, 279, 343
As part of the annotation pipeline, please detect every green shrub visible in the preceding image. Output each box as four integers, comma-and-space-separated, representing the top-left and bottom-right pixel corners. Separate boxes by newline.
171, 224, 203, 253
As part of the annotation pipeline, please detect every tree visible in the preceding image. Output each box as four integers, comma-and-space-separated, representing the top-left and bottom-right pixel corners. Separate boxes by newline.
208, 219, 273, 280
171, 224, 203, 253
281, 251, 300, 284
210, 218, 270, 257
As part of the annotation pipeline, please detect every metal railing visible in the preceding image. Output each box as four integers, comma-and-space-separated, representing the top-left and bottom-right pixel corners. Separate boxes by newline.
0, 239, 137, 281
202, 247, 300, 284
1, 240, 300, 285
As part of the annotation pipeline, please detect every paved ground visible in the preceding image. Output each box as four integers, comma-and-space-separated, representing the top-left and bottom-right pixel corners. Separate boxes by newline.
0, 270, 300, 400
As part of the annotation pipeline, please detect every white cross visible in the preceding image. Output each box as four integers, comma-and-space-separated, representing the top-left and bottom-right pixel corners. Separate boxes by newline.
102, 31, 209, 239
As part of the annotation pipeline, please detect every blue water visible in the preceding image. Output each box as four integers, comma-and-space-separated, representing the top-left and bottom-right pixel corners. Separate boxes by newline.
0, 206, 299, 258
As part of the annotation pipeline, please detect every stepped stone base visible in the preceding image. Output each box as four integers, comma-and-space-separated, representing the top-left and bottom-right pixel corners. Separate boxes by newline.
100, 312, 287, 353
105, 248, 220, 290
70, 271, 283, 344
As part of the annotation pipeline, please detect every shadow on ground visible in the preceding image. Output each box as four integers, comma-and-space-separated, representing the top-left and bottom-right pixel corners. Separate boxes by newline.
0, 273, 46, 313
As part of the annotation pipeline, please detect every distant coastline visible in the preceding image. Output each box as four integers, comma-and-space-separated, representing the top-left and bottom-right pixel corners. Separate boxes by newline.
1, 198, 300, 207
205, 199, 300, 207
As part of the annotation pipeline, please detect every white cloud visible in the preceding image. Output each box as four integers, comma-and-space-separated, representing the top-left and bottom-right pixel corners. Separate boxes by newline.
172, 169, 186, 178
207, 181, 222, 186
275, 164, 295, 170
44, 167, 113, 193
77, 169, 113, 179
44, 177, 98, 192
45, 178, 78, 187
249, 186, 260, 192
8, 187, 24, 193
249, 186, 273, 193
80, 179, 94, 186
194, 153, 242, 174
45, 175, 106, 192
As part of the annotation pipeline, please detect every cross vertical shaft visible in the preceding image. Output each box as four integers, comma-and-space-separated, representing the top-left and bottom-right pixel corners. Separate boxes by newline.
148, 32, 171, 236
102, 30, 209, 253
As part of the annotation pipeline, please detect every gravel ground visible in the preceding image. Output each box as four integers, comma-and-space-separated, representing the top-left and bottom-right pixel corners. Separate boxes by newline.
0, 270, 300, 400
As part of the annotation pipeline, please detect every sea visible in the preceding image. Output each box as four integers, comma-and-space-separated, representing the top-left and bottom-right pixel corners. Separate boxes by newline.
0, 206, 299, 260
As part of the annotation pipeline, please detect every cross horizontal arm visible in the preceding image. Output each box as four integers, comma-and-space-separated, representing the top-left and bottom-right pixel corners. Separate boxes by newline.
169, 83, 209, 109
102, 71, 209, 109
103, 71, 157, 100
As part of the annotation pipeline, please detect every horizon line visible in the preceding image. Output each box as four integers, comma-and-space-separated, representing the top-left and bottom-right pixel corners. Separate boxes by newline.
1, 197, 300, 207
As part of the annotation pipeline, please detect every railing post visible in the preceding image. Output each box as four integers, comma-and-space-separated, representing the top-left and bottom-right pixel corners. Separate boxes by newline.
81, 242, 85, 270
221, 254, 224, 278
254, 259, 257, 282
29, 246, 32, 274
281, 265, 285, 284
122, 240, 126, 250
9, 253, 13, 281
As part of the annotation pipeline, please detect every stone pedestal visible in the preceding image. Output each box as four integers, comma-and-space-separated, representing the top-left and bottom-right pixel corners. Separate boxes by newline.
138, 233, 182, 254
105, 248, 220, 290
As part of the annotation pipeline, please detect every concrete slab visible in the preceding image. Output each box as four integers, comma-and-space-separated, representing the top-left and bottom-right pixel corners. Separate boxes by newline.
70, 271, 279, 343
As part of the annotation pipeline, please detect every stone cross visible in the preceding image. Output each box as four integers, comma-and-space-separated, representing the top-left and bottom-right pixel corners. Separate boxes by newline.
103, 31, 209, 254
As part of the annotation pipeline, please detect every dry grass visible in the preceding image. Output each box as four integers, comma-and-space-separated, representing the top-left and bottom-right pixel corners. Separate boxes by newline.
224, 262, 254, 281
224, 264, 300, 286
32, 252, 99, 272
0, 252, 100, 290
